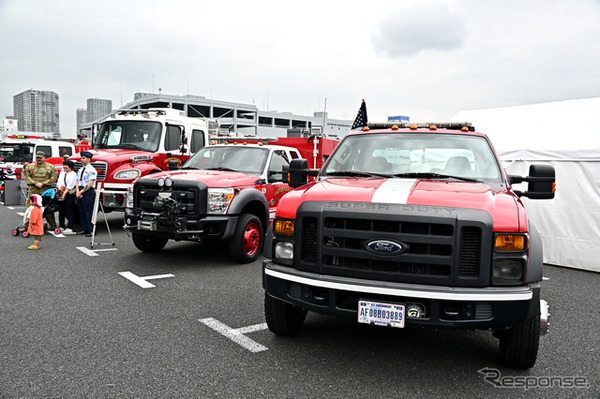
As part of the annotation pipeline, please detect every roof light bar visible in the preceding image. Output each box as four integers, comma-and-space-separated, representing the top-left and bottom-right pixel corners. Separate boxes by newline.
367, 122, 474, 131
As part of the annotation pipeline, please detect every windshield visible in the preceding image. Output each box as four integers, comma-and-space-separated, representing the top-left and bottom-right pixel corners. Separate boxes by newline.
0, 144, 35, 163
94, 121, 162, 152
322, 133, 502, 182
183, 146, 269, 175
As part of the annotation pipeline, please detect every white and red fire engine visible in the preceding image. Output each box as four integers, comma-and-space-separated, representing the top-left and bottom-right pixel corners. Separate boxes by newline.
0, 134, 91, 199
68, 108, 218, 211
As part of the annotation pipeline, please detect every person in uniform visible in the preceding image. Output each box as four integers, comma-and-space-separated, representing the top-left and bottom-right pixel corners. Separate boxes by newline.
21, 151, 58, 231
76, 151, 97, 236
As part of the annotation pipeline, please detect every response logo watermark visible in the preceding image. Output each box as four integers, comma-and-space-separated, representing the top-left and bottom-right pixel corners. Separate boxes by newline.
478, 368, 589, 391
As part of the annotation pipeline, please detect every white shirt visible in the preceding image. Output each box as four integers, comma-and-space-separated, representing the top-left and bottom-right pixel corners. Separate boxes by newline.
58, 170, 77, 191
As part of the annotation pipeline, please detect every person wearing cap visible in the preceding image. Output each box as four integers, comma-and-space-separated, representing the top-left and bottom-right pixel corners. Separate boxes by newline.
57, 160, 78, 234
22, 151, 58, 232
76, 151, 97, 236
26, 194, 44, 250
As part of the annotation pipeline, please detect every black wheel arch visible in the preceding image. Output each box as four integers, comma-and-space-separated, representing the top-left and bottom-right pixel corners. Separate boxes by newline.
527, 220, 544, 283
228, 188, 269, 231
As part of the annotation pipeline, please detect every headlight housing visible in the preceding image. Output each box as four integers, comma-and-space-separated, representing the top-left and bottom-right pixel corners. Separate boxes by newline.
492, 259, 524, 285
274, 241, 294, 265
115, 169, 141, 180
492, 233, 527, 285
207, 188, 235, 214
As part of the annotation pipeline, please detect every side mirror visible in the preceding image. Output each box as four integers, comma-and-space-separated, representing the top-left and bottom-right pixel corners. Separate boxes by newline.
509, 164, 555, 199
289, 159, 309, 188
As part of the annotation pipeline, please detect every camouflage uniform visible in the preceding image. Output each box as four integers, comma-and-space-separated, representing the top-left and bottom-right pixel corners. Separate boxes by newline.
23, 161, 58, 229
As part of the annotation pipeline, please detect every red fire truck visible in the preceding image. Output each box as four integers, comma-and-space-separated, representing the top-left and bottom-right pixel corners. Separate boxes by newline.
262, 122, 555, 369
124, 136, 339, 263
0, 135, 91, 200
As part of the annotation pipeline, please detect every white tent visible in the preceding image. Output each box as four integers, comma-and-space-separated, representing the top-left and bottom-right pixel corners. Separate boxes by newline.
451, 98, 600, 273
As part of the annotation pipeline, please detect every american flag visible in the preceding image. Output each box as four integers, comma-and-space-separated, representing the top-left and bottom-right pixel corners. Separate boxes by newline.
351, 99, 367, 130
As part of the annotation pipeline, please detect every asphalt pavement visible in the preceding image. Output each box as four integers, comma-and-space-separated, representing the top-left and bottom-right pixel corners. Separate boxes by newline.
0, 202, 598, 399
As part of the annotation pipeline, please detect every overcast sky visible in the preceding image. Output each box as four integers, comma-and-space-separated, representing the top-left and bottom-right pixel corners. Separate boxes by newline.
1, 0, 599, 137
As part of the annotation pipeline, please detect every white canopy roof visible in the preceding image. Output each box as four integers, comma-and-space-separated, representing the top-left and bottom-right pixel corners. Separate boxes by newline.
450, 98, 600, 158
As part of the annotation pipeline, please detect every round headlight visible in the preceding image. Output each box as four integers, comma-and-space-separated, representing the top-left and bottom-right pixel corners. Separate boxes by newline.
157, 177, 165, 187
165, 178, 174, 187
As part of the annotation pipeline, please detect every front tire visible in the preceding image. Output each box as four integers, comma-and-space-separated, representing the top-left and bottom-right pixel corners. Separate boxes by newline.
497, 301, 540, 369
264, 293, 307, 336
132, 233, 168, 253
229, 213, 263, 263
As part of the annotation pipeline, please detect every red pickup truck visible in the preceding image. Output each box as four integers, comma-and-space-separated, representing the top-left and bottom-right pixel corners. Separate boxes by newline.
262, 122, 555, 369
124, 137, 339, 263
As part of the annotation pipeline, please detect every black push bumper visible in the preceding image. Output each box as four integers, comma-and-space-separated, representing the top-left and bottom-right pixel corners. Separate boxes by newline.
263, 261, 540, 329
124, 208, 238, 241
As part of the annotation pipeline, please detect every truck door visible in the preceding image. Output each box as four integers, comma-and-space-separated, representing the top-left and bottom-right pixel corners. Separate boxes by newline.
161, 124, 187, 169
263, 150, 293, 219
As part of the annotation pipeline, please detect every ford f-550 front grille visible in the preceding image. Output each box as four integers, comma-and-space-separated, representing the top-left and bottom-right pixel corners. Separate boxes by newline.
295, 202, 493, 287
133, 182, 204, 217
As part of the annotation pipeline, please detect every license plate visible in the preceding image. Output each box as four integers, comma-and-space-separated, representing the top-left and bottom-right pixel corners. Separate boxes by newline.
358, 300, 405, 328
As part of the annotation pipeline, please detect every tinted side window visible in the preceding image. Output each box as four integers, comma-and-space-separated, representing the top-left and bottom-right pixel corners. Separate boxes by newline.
36, 146, 52, 158
268, 150, 289, 181
191, 129, 206, 153
164, 125, 182, 151
59, 146, 72, 157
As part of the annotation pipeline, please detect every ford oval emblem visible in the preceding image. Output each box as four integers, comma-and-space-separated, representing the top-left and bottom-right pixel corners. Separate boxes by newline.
365, 239, 407, 256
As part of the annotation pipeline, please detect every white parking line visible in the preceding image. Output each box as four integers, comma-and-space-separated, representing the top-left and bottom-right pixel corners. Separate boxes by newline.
77, 246, 99, 257
118, 271, 174, 288
199, 317, 268, 353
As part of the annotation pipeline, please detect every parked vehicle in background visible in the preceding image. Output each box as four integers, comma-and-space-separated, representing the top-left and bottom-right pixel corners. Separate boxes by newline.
0, 134, 91, 200
263, 122, 555, 369
124, 137, 339, 263
68, 108, 217, 211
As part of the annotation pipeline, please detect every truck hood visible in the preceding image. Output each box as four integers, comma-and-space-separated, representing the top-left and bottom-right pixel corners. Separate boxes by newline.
278, 177, 525, 232
69, 148, 150, 163
140, 169, 260, 187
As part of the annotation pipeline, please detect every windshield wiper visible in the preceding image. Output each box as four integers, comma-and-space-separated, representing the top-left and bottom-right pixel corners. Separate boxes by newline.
179, 166, 198, 170
112, 143, 144, 151
326, 171, 391, 178
392, 172, 482, 183
206, 167, 238, 172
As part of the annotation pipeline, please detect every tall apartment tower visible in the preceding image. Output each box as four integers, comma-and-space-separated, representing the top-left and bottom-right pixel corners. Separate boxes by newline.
76, 108, 87, 134
13, 89, 60, 136
86, 98, 112, 123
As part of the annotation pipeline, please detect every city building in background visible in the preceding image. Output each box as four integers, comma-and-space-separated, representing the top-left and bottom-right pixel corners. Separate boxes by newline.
86, 98, 112, 123
76, 108, 87, 134
13, 89, 60, 137
115, 93, 352, 139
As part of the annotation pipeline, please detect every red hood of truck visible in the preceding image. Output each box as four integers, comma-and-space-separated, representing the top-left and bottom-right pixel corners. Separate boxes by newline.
69, 149, 149, 163
144, 169, 260, 187
277, 178, 526, 232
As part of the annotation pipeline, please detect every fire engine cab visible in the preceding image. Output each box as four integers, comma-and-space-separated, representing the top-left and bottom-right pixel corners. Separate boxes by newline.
263, 122, 556, 369
69, 108, 217, 211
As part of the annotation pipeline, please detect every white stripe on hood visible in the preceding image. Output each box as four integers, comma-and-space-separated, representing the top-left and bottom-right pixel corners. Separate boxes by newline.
371, 179, 417, 205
